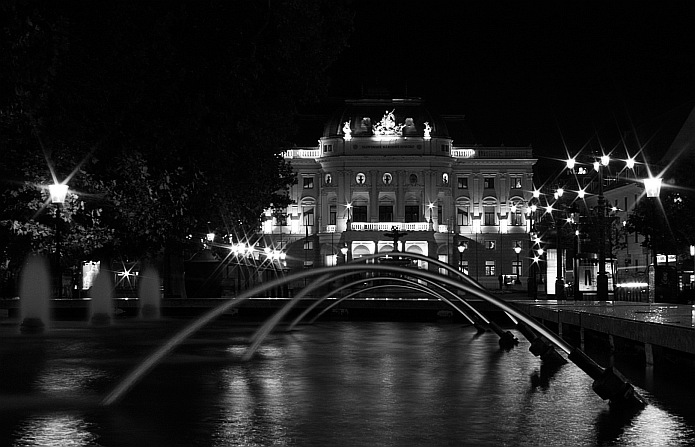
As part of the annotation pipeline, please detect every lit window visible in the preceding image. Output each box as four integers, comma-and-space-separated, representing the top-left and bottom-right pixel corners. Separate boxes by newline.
329, 205, 336, 225
461, 260, 469, 275
303, 208, 314, 226
442, 173, 449, 185
303, 240, 314, 250
303, 177, 314, 189
485, 260, 495, 276
457, 177, 468, 189
383, 173, 393, 185
485, 240, 496, 250
510, 176, 522, 189
325, 174, 332, 185
483, 177, 495, 189
457, 206, 469, 226
484, 207, 497, 226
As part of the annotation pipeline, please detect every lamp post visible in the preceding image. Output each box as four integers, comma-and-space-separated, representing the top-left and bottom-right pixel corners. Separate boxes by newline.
48, 182, 69, 299
428, 202, 434, 231
554, 187, 566, 299
457, 242, 467, 274
340, 243, 349, 263
528, 198, 538, 298
690, 244, 695, 290
345, 203, 352, 231
514, 243, 522, 284
644, 176, 662, 303
596, 154, 610, 300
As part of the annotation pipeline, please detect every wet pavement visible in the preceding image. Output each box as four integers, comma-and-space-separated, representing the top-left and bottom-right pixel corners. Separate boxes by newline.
515, 299, 695, 329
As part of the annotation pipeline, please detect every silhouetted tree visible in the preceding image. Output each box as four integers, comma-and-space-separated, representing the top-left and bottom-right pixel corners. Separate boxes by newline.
0, 0, 354, 296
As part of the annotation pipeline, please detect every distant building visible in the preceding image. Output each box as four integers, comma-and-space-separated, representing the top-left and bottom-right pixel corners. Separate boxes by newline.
257, 97, 537, 292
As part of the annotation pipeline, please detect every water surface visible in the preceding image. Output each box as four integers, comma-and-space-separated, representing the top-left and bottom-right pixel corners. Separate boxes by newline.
1, 320, 694, 446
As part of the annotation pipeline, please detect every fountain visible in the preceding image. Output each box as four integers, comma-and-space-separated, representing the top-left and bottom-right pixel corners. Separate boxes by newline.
138, 266, 161, 319
18, 255, 51, 333
89, 271, 114, 325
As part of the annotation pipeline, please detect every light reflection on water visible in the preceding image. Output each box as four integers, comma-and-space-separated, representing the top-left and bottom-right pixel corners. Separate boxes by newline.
2, 320, 695, 446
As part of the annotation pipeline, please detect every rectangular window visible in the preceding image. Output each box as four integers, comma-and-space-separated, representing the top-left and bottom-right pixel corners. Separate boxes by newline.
275, 213, 287, 227
457, 177, 468, 189
510, 176, 522, 189
303, 209, 314, 226
303, 177, 314, 189
461, 260, 469, 275
441, 144, 449, 152
353, 206, 368, 222
329, 205, 337, 226
303, 240, 314, 250
303, 260, 314, 268
510, 211, 523, 226
325, 144, 333, 153
483, 177, 495, 189
325, 254, 337, 267
512, 260, 522, 277
457, 207, 469, 226
404, 205, 419, 223
379, 205, 393, 222
485, 240, 496, 250
484, 207, 497, 226
485, 260, 495, 276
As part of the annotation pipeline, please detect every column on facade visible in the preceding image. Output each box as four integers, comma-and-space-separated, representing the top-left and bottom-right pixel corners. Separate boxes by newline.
473, 173, 481, 219
396, 170, 405, 222
370, 170, 378, 222
423, 169, 431, 224
340, 169, 350, 232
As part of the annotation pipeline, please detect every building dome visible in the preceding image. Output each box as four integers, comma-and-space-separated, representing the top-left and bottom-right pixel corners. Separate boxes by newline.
322, 98, 449, 139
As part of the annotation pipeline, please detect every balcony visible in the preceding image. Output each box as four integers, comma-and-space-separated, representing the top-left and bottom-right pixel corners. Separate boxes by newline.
349, 222, 430, 232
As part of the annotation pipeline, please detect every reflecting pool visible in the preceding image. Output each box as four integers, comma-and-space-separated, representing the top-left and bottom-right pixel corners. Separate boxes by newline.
1, 319, 694, 446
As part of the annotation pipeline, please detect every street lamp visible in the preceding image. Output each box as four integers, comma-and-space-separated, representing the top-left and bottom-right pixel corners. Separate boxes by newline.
514, 243, 522, 284
644, 175, 662, 303
48, 182, 69, 299
554, 186, 566, 299
528, 201, 538, 298
457, 242, 467, 274
596, 154, 610, 300
345, 203, 352, 231
428, 202, 434, 231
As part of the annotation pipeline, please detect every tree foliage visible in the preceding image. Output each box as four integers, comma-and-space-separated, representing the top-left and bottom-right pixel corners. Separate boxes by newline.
0, 0, 353, 292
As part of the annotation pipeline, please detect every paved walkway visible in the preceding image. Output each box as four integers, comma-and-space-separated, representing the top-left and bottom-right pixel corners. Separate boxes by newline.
503, 295, 695, 359
514, 299, 695, 329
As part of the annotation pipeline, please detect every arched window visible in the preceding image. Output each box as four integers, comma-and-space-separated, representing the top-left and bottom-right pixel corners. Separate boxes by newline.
509, 197, 524, 226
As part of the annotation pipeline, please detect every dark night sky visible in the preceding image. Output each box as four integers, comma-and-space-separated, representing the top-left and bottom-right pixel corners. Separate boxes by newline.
308, 1, 695, 166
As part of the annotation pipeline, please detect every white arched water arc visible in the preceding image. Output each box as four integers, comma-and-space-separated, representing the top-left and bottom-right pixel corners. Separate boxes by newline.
355, 252, 521, 325
102, 263, 581, 406
288, 274, 490, 331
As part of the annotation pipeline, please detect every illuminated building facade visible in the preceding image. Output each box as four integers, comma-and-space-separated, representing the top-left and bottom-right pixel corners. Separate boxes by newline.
260, 98, 537, 291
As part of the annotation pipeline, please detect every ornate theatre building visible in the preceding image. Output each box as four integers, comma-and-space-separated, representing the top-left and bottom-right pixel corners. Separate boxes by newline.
259, 97, 536, 292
